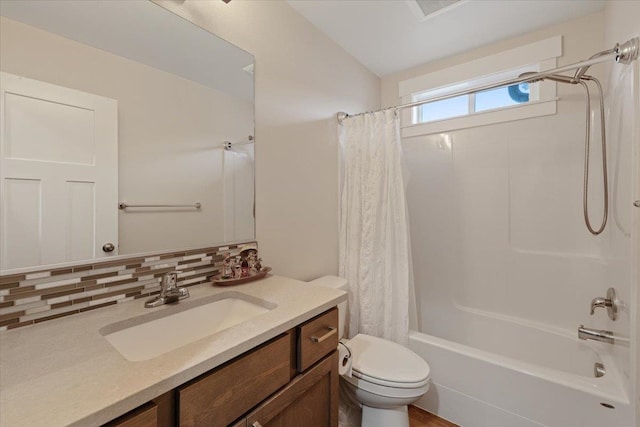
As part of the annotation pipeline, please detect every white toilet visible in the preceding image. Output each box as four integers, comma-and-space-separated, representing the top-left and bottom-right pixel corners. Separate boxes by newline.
309, 276, 431, 427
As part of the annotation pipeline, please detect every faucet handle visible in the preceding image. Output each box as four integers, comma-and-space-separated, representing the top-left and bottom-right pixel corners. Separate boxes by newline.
590, 297, 608, 315
590, 288, 618, 321
161, 271, 183, 291
146, 271, 188, 307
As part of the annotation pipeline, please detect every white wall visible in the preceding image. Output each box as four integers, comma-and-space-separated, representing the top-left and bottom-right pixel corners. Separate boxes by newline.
602, 2, 640, 423
0, 16, 254, 255
155, 0, 380, 280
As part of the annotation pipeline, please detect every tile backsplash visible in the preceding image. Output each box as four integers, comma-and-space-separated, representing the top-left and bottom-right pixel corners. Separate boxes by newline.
0, 241, 255, 331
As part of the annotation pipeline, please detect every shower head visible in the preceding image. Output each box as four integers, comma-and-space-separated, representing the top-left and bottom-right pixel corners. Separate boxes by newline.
517, 71, 578, 84
518, 71, 544, 83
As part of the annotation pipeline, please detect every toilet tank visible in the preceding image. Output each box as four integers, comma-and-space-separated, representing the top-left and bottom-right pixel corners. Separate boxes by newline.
307, 276, 348, 339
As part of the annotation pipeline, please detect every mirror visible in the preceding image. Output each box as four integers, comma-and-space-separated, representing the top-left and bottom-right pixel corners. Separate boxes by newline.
0, 0, 255, 272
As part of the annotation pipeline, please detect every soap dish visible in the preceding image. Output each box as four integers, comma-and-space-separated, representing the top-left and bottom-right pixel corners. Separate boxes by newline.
211, 267, 272, 286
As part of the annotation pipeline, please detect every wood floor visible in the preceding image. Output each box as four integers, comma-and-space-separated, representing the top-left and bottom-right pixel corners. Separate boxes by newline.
408, 405, 458, 427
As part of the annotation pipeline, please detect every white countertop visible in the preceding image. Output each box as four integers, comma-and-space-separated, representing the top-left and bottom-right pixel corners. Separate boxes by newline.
0, 275, 346, 427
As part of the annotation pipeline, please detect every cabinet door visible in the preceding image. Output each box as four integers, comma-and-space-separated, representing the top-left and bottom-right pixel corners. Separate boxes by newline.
246, 351, 338, 427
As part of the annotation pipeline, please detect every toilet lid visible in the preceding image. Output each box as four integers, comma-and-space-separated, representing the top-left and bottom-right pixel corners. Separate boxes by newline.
347, 334, 430, 388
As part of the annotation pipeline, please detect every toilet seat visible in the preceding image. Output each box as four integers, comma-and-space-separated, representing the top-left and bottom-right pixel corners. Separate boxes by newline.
343, 334, 430, 389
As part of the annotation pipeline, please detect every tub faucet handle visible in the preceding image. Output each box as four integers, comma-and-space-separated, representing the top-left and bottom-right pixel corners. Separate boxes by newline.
590, 287, 617, 321
590, 297, 608, 315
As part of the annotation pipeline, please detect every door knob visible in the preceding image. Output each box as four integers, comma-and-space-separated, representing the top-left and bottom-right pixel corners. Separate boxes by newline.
102, 243, 115, 253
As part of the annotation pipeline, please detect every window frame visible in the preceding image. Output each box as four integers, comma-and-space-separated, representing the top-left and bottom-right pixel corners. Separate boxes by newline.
398, 36, 562, 137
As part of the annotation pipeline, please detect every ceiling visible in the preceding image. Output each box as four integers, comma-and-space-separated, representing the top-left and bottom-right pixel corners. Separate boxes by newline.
287, 0, 606, 77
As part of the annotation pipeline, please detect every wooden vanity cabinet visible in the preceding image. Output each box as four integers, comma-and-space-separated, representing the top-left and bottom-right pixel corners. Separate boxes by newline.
104, 307, 339, 427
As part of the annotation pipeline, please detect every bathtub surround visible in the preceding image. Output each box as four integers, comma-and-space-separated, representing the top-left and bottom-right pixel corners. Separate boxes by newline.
338, 109, 413, 345
379, 8, 639, 427
0, 241, 255, 331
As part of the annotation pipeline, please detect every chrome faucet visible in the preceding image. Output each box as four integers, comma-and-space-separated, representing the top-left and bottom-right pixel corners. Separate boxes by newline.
145, 271, 190, 308
590, 287, 618, 320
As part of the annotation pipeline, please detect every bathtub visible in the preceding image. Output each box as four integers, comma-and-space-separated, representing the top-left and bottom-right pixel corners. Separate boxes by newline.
408, 307, 633, 427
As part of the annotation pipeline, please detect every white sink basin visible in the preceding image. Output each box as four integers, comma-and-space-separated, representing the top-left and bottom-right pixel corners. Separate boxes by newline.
100, 292, 276, 361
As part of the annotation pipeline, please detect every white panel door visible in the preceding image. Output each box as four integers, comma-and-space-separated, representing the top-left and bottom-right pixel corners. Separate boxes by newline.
0, 72, 118, 270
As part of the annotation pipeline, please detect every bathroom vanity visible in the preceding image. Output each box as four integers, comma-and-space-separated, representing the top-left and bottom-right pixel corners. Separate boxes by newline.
0, 276, 345, 426
109, 309, 339, 427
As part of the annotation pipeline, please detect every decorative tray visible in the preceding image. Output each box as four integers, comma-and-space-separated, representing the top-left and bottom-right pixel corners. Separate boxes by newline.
211, 267, 272, 286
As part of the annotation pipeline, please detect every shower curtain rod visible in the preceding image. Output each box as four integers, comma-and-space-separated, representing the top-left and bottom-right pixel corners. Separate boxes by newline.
336, 37, 639, 124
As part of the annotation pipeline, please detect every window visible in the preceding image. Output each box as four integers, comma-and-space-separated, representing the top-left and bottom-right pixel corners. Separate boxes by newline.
410, 64, 538, 125
476, 83, 529, 112
417, 94, 469, 123
399, 36, 562, 137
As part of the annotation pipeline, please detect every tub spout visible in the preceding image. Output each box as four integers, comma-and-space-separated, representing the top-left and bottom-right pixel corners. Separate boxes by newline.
578, 324, 629, 345
578, 325, 615, 344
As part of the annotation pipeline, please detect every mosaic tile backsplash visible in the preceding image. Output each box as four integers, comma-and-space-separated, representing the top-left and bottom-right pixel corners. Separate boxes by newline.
0, 241, 255, 331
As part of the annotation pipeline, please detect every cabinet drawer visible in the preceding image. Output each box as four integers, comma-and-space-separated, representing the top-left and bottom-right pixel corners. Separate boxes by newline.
104, 402, 157, 427
297, 308, 338, 372
178, 333, 292, 427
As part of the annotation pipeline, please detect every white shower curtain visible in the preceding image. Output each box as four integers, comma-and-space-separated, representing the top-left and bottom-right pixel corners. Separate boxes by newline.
338, 109, 413, 345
